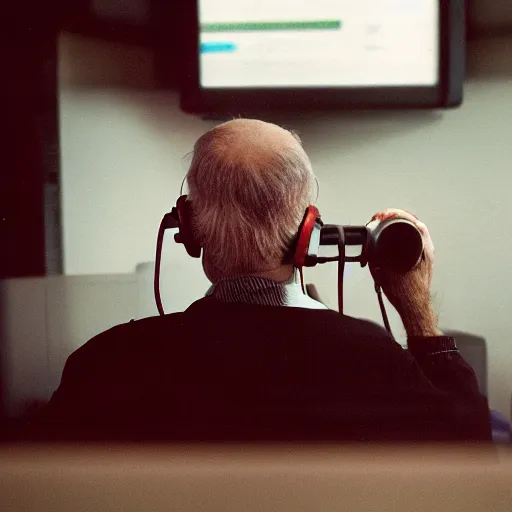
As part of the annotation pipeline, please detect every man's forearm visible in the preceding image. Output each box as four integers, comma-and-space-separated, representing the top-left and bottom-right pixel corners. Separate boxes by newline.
400, 298, 442, 337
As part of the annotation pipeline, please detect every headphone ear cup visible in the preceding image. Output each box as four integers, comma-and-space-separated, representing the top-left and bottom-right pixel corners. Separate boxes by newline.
293, 205, 322, 268
175, 195, 202, 258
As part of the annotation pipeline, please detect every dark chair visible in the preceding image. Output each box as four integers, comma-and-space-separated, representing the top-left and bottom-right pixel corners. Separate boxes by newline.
442, 330, 487, 397
443, 330, 510, 443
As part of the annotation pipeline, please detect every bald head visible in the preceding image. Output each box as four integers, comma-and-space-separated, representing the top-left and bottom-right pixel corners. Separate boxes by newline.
187, 118, 316, 281
194, 119, 303, 178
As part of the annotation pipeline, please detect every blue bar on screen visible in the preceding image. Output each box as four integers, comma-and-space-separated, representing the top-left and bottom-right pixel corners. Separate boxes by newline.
200, 42, 237, 53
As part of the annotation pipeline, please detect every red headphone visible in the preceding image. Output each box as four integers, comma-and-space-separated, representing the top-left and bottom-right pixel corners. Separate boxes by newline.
291, 204, 323, 268
171, 195, 201, 258
169, 195, 323, 269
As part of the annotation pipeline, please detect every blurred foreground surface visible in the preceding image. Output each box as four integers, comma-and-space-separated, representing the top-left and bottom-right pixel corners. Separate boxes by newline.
1, 444, 511, 511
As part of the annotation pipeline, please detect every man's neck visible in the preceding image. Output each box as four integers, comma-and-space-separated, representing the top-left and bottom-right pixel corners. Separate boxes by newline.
204, 257, 295, 285
252, 264, 295, 283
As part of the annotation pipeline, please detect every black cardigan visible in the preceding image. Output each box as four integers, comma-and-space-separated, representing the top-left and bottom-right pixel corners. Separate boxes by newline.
16, 297, 492, 442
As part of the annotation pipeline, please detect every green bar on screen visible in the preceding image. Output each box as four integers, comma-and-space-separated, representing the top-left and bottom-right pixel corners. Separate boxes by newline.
201, 20, 342, 32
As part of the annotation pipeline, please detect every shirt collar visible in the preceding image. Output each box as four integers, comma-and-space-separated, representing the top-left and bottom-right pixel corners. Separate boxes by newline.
206, 270, 328, 310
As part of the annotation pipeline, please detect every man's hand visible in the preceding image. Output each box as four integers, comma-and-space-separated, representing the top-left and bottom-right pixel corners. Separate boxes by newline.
369, 208, 442, 337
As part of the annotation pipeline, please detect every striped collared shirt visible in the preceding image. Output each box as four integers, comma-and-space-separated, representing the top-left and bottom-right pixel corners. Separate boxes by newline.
206, 270, 328, 310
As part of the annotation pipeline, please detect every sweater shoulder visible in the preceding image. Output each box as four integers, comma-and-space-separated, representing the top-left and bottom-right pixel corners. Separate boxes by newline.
69, 312, 187, 362
186, 297, 394, 344
341, 315, 393, 339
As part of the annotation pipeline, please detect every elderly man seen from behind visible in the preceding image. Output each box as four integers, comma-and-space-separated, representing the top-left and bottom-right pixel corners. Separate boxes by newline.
13, 119, 491, 443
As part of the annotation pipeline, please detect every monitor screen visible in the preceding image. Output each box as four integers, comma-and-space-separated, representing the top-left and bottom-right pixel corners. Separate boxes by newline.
199, 0, 439, 89
168, 0, 465, 113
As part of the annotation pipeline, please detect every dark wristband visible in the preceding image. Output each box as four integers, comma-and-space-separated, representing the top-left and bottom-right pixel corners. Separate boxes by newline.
407, 336, 457, 358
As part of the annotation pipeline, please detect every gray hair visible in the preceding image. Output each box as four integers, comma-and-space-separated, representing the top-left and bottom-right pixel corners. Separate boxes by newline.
187, 120, 316, 279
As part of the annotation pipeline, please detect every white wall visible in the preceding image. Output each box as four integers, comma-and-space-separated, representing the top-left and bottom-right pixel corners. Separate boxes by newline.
0, 275, 138, 417
57, 33, 512, 419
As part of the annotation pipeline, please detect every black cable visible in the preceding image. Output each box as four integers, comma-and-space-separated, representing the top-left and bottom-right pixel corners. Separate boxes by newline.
375, 282, 393, 335
317, 256, 339, 263
154, 214, 172, 316
336, 226, 346, 315
299, 266, 305, 294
